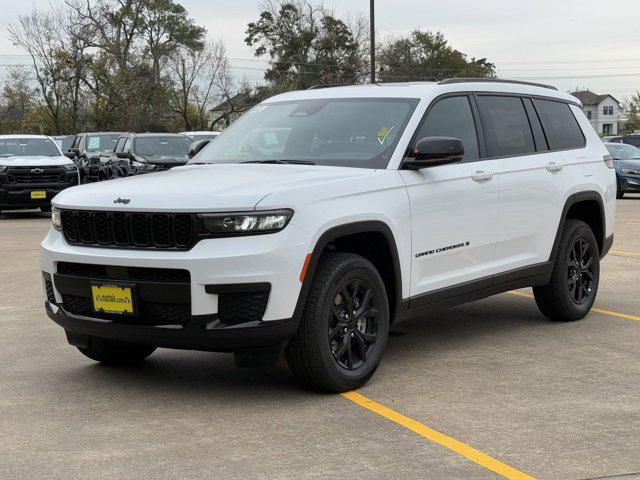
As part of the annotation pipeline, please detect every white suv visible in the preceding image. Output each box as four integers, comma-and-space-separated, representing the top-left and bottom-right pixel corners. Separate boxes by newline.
41, 79, 616, 392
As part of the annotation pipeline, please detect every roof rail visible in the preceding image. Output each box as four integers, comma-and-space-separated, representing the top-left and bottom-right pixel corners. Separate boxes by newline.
438, 78, 558, 91
307, 84, 352, 90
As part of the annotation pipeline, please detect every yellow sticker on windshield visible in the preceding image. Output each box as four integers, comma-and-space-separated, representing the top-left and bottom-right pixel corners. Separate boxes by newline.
377, 126, 394, 145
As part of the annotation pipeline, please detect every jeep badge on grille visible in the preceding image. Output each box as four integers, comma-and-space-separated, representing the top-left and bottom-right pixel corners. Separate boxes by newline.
113, 198, 131, 205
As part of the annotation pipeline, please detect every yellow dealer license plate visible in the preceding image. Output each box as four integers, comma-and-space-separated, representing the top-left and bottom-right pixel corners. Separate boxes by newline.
91, 283, 135, 315
31, 191, 46, 200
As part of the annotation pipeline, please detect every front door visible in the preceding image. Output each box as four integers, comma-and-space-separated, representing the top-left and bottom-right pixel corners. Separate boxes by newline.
400, 95, 499, 299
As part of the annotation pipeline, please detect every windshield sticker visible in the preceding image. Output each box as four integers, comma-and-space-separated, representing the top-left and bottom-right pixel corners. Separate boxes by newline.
377, 126, 394, 145
87, 137, 100, 150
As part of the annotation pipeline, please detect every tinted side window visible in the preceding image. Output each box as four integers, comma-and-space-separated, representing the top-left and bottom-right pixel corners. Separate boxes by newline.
624, 137, 640, 148
476, 96, 535, 157
114, 138, 125, 152
415, 96, 479, 161
532, 99, 585, 150
523, 98, 548, 152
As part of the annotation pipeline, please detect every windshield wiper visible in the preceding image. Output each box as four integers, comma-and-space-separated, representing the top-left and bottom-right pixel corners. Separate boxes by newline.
241, 159, 315, 165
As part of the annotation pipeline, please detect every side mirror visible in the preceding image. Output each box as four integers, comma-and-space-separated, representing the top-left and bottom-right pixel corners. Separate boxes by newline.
116, 151, 131, 159
64, 151, 76, 159
67, 148, 79, 157
402, 137, 464, 170
189, 139, 211, 159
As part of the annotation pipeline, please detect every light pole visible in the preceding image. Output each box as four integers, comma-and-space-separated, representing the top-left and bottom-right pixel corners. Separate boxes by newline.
370, 0, 375, 84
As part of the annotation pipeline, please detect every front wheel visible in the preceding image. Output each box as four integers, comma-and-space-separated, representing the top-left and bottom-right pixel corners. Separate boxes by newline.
616, 176, 625, 199
76, 337, 156, 365
533, 219, 600, 321
286, 252, 389, 392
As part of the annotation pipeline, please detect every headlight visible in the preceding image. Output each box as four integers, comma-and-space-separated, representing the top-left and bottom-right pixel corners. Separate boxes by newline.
62, 164, 77, 171
131, 160, 156, 172
198, 209, 293, 236
621, 168, 640, 175
0, 165, 7, 172
52, 207, 62, 229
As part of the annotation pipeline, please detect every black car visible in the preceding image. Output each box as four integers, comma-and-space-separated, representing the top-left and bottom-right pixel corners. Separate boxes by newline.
66, 132, 127, 182
112, 133, 191, 175
605, 142, 640, 198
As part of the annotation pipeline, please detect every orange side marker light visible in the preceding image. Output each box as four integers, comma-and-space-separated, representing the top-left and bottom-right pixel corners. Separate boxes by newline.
299, 253, 312, 282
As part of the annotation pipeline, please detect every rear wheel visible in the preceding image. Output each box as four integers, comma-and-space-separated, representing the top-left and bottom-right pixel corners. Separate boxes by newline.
76, 337, 156, 365
533, 219, 600, 321
286, 252, 389, 392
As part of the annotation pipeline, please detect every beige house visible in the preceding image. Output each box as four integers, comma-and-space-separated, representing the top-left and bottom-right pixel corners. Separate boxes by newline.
570, 91, 620, 135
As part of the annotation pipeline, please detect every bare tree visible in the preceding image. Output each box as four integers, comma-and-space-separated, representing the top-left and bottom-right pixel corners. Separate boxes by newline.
8, 7, 74, 133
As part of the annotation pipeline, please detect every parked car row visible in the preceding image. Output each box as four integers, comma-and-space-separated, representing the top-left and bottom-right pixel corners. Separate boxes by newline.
0, 130, 221, 214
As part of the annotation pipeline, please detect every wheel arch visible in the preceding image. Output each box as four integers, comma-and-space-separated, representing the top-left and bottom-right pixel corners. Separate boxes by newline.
550, 191, 608, 261
292, 221, 404, 324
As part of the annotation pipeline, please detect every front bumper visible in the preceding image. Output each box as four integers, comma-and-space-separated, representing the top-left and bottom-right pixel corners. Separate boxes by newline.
0, 180, 78, 209
41, 224, 312, 350
45, 300, 298, 351
619, 174, 640, 193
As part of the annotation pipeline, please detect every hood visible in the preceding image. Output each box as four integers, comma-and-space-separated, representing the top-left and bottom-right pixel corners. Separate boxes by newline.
138, 154, 189, 165
615, 159, 640, 169
0, 155, 73, 168
52, 163, 375, 211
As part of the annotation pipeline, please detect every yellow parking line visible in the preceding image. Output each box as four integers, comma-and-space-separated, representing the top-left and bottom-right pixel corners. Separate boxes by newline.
507, 291, 640, 322
610, 249, 640, 258
342, 391, 536, 480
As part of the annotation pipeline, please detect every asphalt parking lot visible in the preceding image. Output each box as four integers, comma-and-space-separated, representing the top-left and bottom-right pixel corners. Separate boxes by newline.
1, 197, 639, 480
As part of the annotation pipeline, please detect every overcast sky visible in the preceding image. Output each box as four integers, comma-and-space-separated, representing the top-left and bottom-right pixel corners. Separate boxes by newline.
2, 0, 640, 99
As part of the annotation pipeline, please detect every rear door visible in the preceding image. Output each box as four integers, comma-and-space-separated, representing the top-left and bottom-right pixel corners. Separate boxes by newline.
400, 95, 500, 297
485, 95, 580, 272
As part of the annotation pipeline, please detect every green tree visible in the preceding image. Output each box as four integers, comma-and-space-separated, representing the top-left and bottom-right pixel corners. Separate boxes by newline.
245, 0, 367, 90
378, 30, 495, 83
620, 93, 640, 134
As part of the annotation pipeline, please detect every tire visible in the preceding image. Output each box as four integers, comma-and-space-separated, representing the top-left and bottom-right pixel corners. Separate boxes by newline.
76, 337, 156, 365
533, 219, 600, 322
285, 252, 390, 392
616, 176, 624, 199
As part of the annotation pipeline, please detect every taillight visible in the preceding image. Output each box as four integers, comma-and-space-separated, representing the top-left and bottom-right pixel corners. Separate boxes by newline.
603, 154, 614, 169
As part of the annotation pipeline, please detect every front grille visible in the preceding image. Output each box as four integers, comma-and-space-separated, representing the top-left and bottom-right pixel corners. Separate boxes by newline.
7, 166, 66, 184
60, 210, 196, 250
218, 292, 269, 325
57, 262, 190, 283
61, 294, 191, 327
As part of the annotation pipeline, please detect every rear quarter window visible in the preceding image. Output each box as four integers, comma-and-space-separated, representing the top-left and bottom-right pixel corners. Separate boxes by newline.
532, 99, 585, 150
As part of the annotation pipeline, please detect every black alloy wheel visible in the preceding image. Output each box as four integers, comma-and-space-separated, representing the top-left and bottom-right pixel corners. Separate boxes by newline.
329, 279, 379, 370
567, 238, 596, 305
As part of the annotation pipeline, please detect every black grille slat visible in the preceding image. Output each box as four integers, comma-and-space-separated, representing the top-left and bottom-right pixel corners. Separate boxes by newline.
44, 279, 56, 303
131, 213, 150, 246
59, 210, 197, 250
76, 211, 94, 244
93, 212, 112, 244
151, 214, 171, 247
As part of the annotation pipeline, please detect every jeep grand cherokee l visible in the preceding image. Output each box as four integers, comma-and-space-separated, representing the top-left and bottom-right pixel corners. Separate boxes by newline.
41, 79, 615, 392
0, 135, 79, 214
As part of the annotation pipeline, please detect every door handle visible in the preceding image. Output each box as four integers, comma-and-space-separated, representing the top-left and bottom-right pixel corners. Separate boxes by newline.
471, 170, 494, 182
546, 162, 564, 173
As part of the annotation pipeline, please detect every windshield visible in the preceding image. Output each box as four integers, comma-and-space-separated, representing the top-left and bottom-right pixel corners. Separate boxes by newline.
135, 136, 190, 157
0, 138, 60, 157
606, 143, 640, 161
54, 136, 74, 152
86, 134, 121, 152
191, 98, 419, 168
